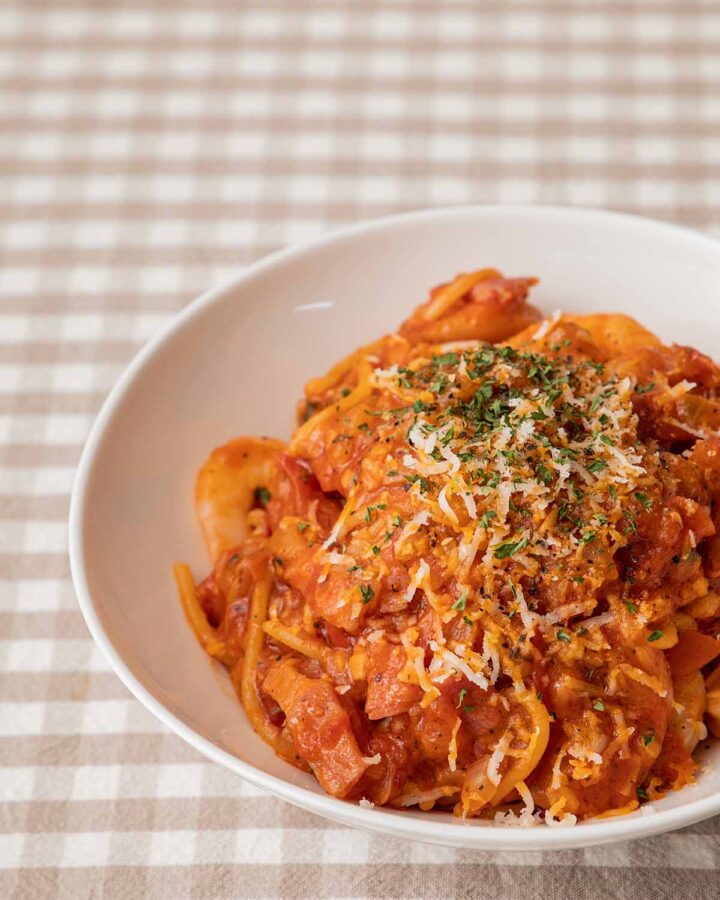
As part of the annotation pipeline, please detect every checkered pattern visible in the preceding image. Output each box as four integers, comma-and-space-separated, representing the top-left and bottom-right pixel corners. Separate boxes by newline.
2, 1, 720, 897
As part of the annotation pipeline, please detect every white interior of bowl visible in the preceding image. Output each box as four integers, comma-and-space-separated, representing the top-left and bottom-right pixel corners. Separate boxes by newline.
70, 205, 720, 850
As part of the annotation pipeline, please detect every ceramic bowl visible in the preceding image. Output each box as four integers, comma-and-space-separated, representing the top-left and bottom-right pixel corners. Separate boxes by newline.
70, 205, 720, 849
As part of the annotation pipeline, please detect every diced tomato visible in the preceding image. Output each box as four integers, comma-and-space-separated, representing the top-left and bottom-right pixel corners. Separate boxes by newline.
266, 452, 340, 532
263, 661, 368, 798
324, 623, 355, 650
666, 630, 720, 679
364, 640, 422, 720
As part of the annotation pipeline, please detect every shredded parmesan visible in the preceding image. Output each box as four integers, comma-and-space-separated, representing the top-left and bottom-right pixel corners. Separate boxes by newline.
404, 558, 430, 604
486, 731, 512, 786
579, 611, 616, 630
481, 631, 501, 685
608, 664, 668, 699
514, 582, 542, 632
448, 717, 461, 773
431, 642, 490, 690
493, 783, 539, 828
437, 484, 459, 524
545, 799, 578, 827
395, 510, 430, 548
458, 525, 483, 570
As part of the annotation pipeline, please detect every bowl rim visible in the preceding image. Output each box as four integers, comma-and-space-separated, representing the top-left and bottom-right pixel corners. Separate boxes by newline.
69, 204, 720, 850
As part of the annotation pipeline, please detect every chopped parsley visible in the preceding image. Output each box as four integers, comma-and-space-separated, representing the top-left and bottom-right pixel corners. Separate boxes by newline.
364, 503, 387, 523
624, 511, 638, 535
404, 473, 431, 494
586, 459, 607, 474
254, 486, 271, 507
634, 491, 653, 510
494, 536, 530, 560
359, 584, 375, 604
451, 591, 467, 611
536, 463, 554, 485
647, 630, 664, 642
433, 351, 459, 367
592, 699, 606, 712
440, 426, 455, 446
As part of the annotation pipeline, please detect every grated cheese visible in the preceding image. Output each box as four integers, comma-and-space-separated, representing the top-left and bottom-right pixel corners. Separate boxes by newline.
404, 558, 430, 604
430, 641, 490, 690
545, 798, 578, 827
362, 753, 382, 766
486, 732, 512, 786
448, 717, 461, 773
438, 484, 459, 524
395, 510, 430, 548
493, 782, 539, 828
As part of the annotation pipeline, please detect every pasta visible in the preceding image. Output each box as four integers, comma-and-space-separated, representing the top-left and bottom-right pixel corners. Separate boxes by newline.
177, 268, 720, 823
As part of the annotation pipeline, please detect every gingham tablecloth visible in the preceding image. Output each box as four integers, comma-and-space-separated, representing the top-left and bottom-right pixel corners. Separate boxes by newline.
2, 1, 720, 898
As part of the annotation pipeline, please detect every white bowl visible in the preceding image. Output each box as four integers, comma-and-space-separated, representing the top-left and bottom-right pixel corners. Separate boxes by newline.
70, 205, 720, 850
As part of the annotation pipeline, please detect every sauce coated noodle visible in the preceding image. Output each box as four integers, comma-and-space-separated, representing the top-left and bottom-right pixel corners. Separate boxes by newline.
177, 270, 720, 823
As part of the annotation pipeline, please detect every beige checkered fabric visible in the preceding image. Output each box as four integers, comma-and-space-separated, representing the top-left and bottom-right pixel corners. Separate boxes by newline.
2, 1, 720, 897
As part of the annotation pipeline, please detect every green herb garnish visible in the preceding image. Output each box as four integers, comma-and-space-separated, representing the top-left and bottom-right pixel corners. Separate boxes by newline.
452, 591, 468, 611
